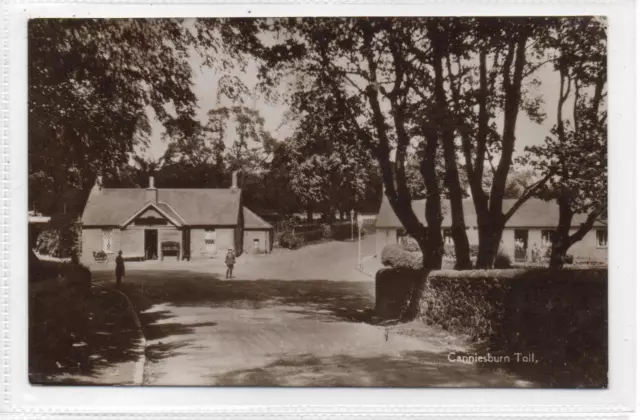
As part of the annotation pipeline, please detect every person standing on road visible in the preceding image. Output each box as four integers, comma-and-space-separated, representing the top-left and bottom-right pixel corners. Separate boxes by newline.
225, 248, 236, 279
115, 250, 125, 289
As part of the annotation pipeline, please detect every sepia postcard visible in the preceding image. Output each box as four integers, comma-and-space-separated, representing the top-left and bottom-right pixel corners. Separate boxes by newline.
25, 15, 612, 390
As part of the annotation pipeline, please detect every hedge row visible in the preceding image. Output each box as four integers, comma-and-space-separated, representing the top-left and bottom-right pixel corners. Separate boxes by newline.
418, 267, 608, 387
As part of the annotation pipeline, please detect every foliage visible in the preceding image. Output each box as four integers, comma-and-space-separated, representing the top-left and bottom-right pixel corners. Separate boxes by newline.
28, 18, 261, 215
494, 251, 512, 268
278, 232, 305, 249
400, 240, 421, 253
381, 244, 423, 271
444, 244, 479, 260
34, 215, 82, 259
418, 267, 607, 387
521, 17, 607, 268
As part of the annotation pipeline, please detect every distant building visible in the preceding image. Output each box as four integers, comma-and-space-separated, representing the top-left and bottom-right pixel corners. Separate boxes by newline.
243, 207, 274, 254
375, 197, 607, 263
80, 173, 273, 263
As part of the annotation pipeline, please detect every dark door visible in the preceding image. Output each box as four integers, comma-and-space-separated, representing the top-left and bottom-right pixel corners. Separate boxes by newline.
514, 229, 529, 262
144, 229, 158, 260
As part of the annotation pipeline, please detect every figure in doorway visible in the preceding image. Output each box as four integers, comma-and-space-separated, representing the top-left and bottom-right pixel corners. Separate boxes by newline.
115, 250, 125, 289
225, 248, 236, 279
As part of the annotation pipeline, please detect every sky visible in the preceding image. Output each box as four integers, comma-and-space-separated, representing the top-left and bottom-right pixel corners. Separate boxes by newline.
139, 31, 564, 164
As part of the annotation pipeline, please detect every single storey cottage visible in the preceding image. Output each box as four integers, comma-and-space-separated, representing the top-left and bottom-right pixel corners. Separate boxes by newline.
375, 197, 607, 263
80, 174, 273, 264
243, 207, 274, 254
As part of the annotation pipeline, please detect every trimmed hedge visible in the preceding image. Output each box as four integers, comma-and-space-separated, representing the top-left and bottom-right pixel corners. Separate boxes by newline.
381, 244, 423, 271
419, 267, 607, 387
375, 267, 425, 320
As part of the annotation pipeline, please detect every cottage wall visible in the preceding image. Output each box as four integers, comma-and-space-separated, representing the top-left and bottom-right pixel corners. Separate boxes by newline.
244, 230, 271, 254
120, 229, 144, 257
190, 227, 237, 258
568, 228, 608, 262
80, 227, 122, 264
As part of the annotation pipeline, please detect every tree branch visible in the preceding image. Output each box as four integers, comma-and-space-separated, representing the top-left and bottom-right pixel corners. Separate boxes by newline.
503, 171, 554, 221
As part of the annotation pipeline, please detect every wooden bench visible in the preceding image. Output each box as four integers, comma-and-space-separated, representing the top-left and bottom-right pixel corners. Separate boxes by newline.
161, 241, 180, 261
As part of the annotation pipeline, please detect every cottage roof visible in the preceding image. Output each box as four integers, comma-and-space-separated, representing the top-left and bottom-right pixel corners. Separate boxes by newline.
243, 207, 274, 230
81, 187, 242, 226
375, 196, 606, 229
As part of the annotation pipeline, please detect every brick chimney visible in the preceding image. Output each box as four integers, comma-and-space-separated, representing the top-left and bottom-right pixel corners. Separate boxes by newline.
146, 176, 157, 203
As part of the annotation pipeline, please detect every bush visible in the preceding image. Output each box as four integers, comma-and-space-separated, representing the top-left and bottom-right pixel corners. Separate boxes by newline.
278, 232, 305, 250
321, 224, 332, 240
417, 267, 607, 387
331, 222, 355, 240
494, 251, 512, 268
443, 244, 479, 260
399, 239, 420, 252
564, 254, 574, 264
381, 244, 423, 271
298, 229, 324, 243
34, 215, 82, 259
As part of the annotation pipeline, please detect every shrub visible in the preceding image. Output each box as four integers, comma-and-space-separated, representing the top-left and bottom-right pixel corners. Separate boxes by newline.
299, 229, 324, 243
34, 215, 82, 259
381, 244, 423, 271
321, 224, 332, 240
331, 222, 355, 240
278, 232, 305, 249
494, 251, 512, 268
564, 254, 574, 264
443, 244, 479, 260
418, 267, 607, 387
400, 239, 420, 253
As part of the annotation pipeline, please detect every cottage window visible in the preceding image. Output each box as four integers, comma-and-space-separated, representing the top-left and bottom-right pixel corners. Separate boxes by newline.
596, 229, 607, 248
542, 230, 555, 247
204, 229, 216, 251
102, 229, 113, 253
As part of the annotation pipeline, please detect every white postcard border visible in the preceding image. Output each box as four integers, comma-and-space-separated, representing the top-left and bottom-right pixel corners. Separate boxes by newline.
2, 0, 636, 417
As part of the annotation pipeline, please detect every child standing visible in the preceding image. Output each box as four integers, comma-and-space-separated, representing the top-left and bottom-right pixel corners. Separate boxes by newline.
225, 248, 236, 279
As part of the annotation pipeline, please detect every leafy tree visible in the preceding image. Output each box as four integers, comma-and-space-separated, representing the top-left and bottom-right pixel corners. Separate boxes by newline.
284, 94, 378, 222
29, 18, 260, 215
524, 17, 607, 268
257, 18, 448, 271
440, 17, 557, 268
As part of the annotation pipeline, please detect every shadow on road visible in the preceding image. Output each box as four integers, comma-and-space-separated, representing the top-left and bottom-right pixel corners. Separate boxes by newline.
214, 350, 531, 388
116, 271, 376, 325
29, 285, 141, 384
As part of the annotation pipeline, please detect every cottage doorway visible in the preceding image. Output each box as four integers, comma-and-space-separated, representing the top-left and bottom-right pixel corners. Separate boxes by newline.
144, 229, 158, 260
514, 229, 529, 262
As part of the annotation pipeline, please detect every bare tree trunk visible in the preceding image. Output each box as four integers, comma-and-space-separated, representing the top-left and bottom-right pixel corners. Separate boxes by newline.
429, 22, 472, 270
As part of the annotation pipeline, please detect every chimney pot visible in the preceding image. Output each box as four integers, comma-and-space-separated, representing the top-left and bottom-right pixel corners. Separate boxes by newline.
146, 176, 157, 203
